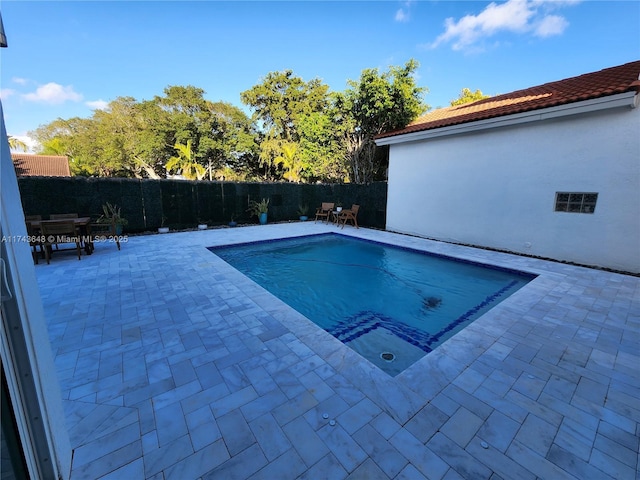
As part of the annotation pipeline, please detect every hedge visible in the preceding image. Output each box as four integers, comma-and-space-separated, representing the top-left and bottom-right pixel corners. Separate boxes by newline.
17, 177, 387, 232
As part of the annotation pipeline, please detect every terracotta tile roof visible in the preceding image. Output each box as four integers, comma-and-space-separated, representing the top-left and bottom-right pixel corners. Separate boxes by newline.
11, 154, 71, 177
377, 60, 640, 140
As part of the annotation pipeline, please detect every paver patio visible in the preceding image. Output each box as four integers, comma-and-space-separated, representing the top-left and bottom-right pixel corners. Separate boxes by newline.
34, 223, 639, 479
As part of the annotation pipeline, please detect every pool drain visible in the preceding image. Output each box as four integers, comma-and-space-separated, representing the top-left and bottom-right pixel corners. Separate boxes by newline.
380, 352, 395, 362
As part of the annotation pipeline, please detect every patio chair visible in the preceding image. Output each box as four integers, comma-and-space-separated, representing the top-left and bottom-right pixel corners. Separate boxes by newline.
338, 204, 360, 229
89, 218, 121, 251
48, 214, 79, 250
315, 202, 335, 223
25, 220, 44, 264
40, 220, 82, 264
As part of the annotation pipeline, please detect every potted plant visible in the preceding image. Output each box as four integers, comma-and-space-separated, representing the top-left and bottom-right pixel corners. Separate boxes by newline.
228, 214, 237, 227
247, 198, 269, 225
158, 216, 169, 234
97, 202, 128, 235
335, 200, 343, 213
297, 204, 309, 221
197, 219, 209, 230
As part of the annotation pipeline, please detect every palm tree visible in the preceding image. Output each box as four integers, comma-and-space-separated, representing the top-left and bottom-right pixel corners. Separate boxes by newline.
275, 142, 303, 182
8, 135, 28, 152
165, 140, 206, 180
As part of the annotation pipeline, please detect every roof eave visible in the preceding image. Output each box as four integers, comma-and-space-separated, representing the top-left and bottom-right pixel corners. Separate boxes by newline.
375, 91, 639, 146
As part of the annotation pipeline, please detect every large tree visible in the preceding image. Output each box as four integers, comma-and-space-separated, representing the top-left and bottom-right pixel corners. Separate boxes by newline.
203, 101, 260, 180
30, 86, 260, 179
129, 99, 174, 178
296, 110, 349, 182
90, 97, 149, 177
335, 59, 428, 183
26, 61, 426, 183
241, 70, 330, 180
30, 117, 106, 176
157, 86, 261, 180
31, 99, 165, 177
240, 70, 329, 142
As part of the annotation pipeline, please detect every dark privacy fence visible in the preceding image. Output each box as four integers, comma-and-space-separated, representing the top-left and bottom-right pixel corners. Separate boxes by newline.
17, 177, 388, 232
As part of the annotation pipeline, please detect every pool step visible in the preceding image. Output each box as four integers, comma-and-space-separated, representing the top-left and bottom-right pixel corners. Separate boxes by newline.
328, 311, 434, 354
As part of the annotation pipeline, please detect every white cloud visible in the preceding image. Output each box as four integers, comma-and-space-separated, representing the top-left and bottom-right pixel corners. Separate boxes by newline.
23, 82, 83, 104
86, 99, 109, 110
534, 14, 568, 37
12, 77, 29, 85
0, 88, 17, 100
395, 8, 409, 22
531, 0, 581, 7
395, 1, 414, 22
428, 0, 577, 51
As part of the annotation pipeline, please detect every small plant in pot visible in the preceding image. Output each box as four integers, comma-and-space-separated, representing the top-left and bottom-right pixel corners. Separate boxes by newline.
197, 219, 209, 230
158, 216, 169, 234
247, 198, 269, 225
297, 204, 309, 221
97, 202, 128, 235
228, 214, 237, 227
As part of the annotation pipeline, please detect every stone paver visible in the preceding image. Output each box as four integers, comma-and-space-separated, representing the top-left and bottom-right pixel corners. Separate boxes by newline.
33, 223, 640, 479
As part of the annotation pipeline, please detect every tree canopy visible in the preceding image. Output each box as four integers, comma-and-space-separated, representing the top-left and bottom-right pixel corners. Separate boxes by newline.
334, 59, 428, 183
450, 88, 490, 106
240, 70, 329, 143
30, 59, 428, 183
240, 70, 332, 181
31, 88, 260, 179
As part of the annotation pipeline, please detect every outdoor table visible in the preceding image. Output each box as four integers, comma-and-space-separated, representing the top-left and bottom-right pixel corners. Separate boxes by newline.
27, 217, 93, 254
331, 209, 345, 225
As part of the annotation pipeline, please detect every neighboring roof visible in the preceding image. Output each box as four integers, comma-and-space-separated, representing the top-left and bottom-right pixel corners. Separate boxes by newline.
377, 60, 640, 140
11, 154, 71, 177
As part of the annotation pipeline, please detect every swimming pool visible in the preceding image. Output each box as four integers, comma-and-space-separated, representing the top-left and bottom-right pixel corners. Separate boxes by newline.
210, 234, 535, 376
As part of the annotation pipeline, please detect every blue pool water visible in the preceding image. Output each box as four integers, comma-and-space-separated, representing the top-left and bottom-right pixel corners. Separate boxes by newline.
210, 234, 534, 376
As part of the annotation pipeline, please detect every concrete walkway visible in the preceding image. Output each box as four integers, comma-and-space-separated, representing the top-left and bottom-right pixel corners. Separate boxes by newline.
35, 223, 639, 479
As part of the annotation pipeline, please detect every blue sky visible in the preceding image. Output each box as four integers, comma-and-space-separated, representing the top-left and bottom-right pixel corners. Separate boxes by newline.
1, 1, 639, 151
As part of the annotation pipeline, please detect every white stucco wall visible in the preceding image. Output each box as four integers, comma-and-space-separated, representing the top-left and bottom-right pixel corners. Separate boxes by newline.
385, 104, 640, 273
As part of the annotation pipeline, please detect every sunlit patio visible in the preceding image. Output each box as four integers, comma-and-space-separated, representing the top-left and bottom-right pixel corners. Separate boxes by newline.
34, 223, 639, 479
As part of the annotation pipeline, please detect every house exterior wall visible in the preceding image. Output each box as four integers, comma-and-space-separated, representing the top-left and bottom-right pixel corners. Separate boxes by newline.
386, 105, 640, 273
1, 104, 72, 478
